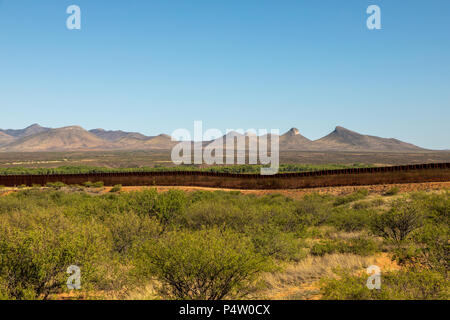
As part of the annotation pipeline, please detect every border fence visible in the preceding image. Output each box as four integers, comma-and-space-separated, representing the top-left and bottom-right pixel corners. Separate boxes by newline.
1, 163, 449, 190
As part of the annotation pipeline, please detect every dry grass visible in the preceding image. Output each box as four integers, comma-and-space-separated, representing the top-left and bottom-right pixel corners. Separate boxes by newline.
256, 254, 377, 300
123, 282, 161, 300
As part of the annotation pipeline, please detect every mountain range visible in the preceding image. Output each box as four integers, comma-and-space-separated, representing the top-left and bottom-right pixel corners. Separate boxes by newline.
0, 124, 429, 152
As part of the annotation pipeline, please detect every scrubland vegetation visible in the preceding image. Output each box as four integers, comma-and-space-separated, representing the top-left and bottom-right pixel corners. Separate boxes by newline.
0, 184, 448, 300
0, 163, 372, 175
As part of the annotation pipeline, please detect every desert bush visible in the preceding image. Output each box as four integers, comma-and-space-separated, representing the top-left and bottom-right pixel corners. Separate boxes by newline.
103, 212, 161, 256
345, 237, 379, 256
384, 186, 400, 196
178, 192, 301, 234
134, 228, 273, 300
125, 189, 159, 216
310, 237, 378, 257
153, 190, 187, 227
83, 181, 104, 188
0, 164, 373, 176
0, 187, 444, 300
178, 200, 247, 231
352, 201, 371, 210
249, 225, 306, 262
393, 224, 449, 273
320, 269, 448, 300
411, 192, 449, 225
329, 208, 376, 232
310, 241, 337, 256
371, 199, 423, 242
333, 189, 369, 207
295, 193, 334, 226
83, 181, 93, 188
110, 184, 122, 193
45, 182, 66, 190
370, 198, 385, 207
0, 212, 112, 299
123, 189, 187, 227
92, 181, 104, 188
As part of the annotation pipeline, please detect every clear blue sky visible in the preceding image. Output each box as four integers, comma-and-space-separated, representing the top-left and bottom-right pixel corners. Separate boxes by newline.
0, 0, 449, 149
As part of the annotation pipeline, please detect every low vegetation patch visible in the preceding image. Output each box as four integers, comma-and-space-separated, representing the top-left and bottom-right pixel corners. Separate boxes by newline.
0, 163, 374, 176
0, 186, 447, 300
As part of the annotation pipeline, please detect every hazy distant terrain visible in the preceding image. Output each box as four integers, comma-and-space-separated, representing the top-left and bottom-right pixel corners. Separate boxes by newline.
0, 150, 449, 170
0, 124, 177, 152
0, 123, 436, 152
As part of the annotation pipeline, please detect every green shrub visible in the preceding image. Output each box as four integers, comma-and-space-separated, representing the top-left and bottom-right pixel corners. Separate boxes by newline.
0, 212, 112, 299
109, 184, 122, 193
310, 241, 337, 256
83, 181, 93, 188
352, 201, 371, 210
411, 192, 450, 225
384, 186, 400, 196
333, 190, 369, 207
45, 182, 66, 190
179, 200, 251, 231
0, 164, 374, 176
83, 181, 104, 188
135, 228, 273, 300
103, 212, 161, 256
393, 224, 449, 273
295, 193, 334, 226
370, 198, 385, 207
179, 192, 301, 235
92, 181, 104, 188
310, 237, 378, 257
345, 237, 379, 256
321, 269, 448, 300
371, 199, 423, 242
153, 190, 187, 227
249, 225, 306, 262
329, 208, 376, 232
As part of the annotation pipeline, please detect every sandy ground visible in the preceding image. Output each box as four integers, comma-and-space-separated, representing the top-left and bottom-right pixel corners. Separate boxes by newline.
105, 181, 450, 199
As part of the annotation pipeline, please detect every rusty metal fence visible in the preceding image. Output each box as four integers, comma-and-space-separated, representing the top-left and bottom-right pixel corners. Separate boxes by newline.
0, 162, 449, 189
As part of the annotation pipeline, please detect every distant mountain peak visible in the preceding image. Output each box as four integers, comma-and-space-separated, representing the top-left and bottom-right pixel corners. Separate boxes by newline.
224, 131, 244, 138
284, 128, 300, 136
0, 123, 50, 138
27, 123, 42, 128
89, 128, 149, 142
0, 123, 429, 152
313, 126, 425, 151
59, 125, 84, 131
334, 126, 353, 133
